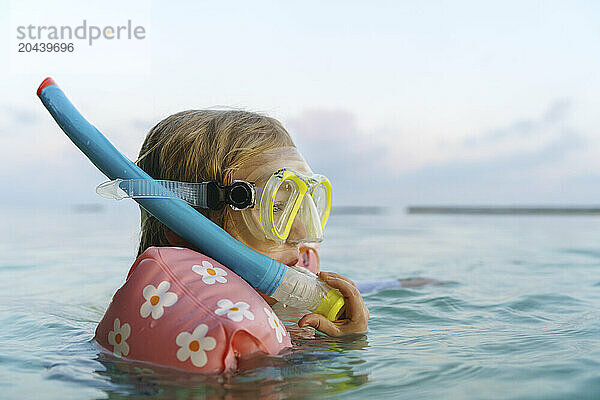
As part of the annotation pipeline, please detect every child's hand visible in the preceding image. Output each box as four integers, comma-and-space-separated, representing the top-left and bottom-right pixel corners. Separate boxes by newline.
298, 271, 369, 337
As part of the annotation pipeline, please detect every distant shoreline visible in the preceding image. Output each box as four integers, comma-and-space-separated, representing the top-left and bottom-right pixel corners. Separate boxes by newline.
331, 206, 386, 215
407, 206, 600, 215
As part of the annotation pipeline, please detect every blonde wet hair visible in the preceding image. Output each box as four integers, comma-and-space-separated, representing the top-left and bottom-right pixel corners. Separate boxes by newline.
135, 110, 295, 257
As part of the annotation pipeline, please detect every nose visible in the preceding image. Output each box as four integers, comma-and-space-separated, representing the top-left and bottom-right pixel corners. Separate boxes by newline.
287, 214, 308, 243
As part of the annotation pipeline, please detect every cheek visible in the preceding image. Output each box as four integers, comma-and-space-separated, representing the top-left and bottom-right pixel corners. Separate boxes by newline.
224, 209, 299, 264
224, 210, 274, 251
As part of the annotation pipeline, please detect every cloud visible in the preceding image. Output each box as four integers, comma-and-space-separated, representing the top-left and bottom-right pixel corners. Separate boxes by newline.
393, 97, 600, 204
131, 118, 154, 132
1, 100, 596, 208
287, 110, 393, 205
0, 105, 41, 136
543, 99, 571, 124
461, 99, 572, 147
397, 132, 589, 204
288, 110, 384, 164
285, 101, 596, 206
0, 101, 113, 207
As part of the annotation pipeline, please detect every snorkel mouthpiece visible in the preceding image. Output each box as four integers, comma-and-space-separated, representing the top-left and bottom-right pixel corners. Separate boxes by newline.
37, 77, 345, 321
316, 289, 346, 321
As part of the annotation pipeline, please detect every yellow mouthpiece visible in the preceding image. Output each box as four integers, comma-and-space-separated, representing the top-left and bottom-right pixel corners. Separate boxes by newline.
316, 289, 345, 321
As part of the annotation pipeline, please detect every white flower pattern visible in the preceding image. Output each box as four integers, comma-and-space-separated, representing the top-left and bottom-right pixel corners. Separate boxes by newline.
175, 324, 217, 368
214, 299, 255, 322
107, 318, 131, 358
140, 281, 178, 319
264, 307, 287, 343
192, 260, 227, 284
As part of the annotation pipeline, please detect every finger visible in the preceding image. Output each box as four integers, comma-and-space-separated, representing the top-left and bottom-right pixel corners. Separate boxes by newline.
298, 313, 342, 337
319, 272, 361, 301
319, 273, 366, 322
320, 271, 357, 288
300, 312, 368, 336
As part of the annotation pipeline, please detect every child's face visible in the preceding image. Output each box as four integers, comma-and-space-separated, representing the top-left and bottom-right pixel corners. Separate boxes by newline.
225, 147, 315, 268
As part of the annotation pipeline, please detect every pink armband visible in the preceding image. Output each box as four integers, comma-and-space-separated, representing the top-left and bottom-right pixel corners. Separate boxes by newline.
94, 247, 291, 374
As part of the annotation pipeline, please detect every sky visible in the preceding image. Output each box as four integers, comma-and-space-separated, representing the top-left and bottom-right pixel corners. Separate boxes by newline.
1, 0, 599, 208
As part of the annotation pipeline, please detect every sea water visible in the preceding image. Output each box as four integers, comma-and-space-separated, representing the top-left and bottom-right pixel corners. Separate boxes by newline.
1, 204, 599, 399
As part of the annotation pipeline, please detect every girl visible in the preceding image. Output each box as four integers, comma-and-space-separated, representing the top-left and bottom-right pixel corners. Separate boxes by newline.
95, 110, 368, 373
136, 109, 368, 336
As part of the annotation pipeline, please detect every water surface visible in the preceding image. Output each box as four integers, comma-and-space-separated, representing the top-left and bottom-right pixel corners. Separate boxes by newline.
1, 205, 599, 399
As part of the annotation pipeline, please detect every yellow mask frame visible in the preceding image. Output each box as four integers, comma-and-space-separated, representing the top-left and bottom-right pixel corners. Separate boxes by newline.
258, 169, 332, 243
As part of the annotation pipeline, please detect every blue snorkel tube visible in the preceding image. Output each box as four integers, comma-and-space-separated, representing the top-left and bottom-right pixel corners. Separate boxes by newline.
37, 78, 345, 321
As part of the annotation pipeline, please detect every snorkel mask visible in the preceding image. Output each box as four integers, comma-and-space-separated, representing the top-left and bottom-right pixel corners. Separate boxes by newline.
243, 168, 332, 244
97, 147, 332, 244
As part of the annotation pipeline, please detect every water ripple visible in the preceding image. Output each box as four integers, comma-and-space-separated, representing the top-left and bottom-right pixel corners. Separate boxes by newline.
3, 210, 600, 399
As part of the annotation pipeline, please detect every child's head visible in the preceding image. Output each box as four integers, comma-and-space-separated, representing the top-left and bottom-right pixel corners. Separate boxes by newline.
136, 109, 315, 266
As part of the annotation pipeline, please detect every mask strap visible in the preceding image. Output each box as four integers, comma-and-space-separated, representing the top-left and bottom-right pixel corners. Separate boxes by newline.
96, 178, 255, 210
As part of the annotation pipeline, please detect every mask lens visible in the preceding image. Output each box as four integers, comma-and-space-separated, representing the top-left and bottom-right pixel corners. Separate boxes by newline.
287, 195, 323, 243
255, 169, 331, 243
272, 179, 300, 234
312, 184, 328, 222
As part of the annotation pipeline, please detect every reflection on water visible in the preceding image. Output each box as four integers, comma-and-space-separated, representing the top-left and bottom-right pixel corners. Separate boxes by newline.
92, 305, 370, 399
94, 339, 370, 400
